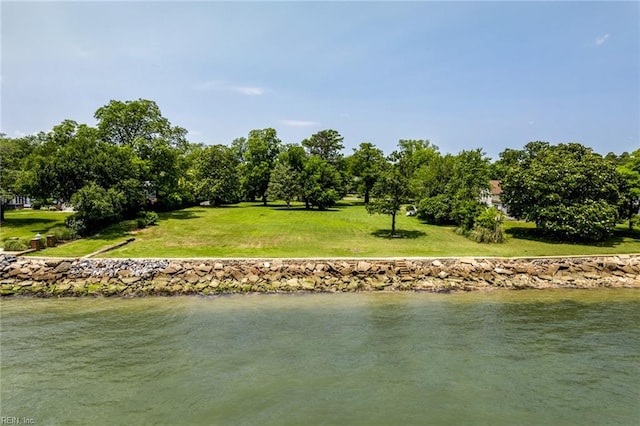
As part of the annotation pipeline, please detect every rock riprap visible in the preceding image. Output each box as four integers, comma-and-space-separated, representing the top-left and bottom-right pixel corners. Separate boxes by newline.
1, 255, 638, 297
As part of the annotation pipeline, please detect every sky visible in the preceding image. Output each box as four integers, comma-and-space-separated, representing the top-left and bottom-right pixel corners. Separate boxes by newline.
1, 1, 638, 159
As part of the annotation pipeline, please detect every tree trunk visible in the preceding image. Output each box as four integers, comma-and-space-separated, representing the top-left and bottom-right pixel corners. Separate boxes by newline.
0, 202, 4, 223
262, 194, 267, 206
364, 190, 370, 204
391, 211, 396, 235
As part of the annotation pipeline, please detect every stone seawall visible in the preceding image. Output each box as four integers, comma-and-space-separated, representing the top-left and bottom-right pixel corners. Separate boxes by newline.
1, 254, 639, 297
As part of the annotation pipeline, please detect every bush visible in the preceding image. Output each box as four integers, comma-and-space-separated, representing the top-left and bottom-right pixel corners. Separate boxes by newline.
144, 211, 159, 226
64, 215, 88, 237
4, 239, 29, 251
470, 207, 507, 243
136, 211, 159, 229
31, 199, 43, 210
417, 195, 453, 225
48, 226, 77, 241
536, 200, 618, 242
70, 183, 125, 235
452, 199, 485, 232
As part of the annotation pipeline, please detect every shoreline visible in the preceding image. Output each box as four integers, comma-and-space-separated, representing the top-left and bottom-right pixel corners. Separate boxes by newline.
1, 254, 639, 297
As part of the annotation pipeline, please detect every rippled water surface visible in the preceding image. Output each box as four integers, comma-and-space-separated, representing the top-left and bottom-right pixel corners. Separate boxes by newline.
1, 290, 639, 425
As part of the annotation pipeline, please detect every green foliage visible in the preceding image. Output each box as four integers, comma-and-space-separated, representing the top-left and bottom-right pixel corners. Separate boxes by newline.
70, 183, 126, 235
366, 161, 411, 235
136, 211, 159, 229
267, 162, 301, 208
448, 149, 491, 201
502, 142, 621, 241
242, 128, 282, 204
452, 199, 486, 232
300, 156, 342, 210
349, 142, 385, 204
48, 226, 77, 241
94, 99, 186, 149
0, 133, 38, 221
417, 194, 453, 225
302, 129, 344, 164
470, 207, 506, 243
617, 149, 640, 229
536, 200, 619, 242
193, 144, 240, 206
3, 238, 29, 251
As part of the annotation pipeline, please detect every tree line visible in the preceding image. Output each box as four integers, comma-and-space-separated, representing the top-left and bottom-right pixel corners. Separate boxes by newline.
1, 99, 638, 242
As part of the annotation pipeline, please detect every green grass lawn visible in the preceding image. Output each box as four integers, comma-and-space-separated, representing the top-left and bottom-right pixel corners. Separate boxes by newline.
4, 201, 638, 258
0, 209, 71, 244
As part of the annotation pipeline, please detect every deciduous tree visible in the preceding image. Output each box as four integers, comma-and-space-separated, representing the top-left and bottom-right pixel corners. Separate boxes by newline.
502, 142, 621, 241
366, 155, 410, 235
349, 142, 385, 204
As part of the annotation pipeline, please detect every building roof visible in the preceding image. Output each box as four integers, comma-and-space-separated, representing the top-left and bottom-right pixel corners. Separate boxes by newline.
490, 180, 503, 196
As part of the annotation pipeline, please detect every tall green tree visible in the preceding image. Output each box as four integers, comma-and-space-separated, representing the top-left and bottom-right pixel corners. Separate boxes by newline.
193, 144, 240, 206
300, 156, 342, 210
21, 121, 103, 203
395, 139, 440, 199
243, 128, 281, 205
490, 148, 524, 180
617, 149, 640, 229
366, 156, 410, 236
447, 148, 491, 201
349, 142, 385, 204
94, 99, 188, 209
301, 129, 344, 164
0, 134, 38, 222
267, 162, 301, 208
502, 142, 621, 241
94, 99, 187, 149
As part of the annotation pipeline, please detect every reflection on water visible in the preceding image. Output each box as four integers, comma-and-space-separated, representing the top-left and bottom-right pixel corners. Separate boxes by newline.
1, 290, 639, 425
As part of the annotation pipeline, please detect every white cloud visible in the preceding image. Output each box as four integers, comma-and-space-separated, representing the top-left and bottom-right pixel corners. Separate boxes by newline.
194, 80, 265, 96
280, 120, 319, 127
235, 86, 264, 96
13, 130, 27, 137
595, 34, 610, 46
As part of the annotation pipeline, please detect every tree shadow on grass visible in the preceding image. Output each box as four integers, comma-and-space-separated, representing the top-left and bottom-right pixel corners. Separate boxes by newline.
1, 217, 60, 236
269, 205, 341, 212
2, 217, 58, 226
505, 226, 631, 248
159, 210, 203, 220
371, 229, 426, 239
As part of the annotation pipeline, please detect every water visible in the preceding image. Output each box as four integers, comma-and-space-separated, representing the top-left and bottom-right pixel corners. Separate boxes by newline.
1, 290, 639, 425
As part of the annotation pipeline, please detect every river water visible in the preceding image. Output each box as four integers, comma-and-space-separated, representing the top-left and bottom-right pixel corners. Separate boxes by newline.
1, 290, 639, 425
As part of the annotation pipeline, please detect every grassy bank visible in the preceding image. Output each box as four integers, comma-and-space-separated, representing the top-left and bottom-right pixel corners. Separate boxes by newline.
0, 209, 71, 243
2, 201, 639, 258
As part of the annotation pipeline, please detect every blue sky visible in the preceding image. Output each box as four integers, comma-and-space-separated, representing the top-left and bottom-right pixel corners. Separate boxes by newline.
2, 1, 638, 159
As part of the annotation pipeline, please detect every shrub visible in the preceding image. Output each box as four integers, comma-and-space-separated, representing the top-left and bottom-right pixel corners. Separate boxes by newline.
452, 199, 485, 232
64, 215, 88, 236
417, 195, 453, 225
536, 200, 618, 242
31, 199, 43, 210
70, 183, 125, 235
48, 226, 77, 241
144, 211, 159, 226
4, 239, 29, 251
136, 211, 159, 229
470, 207, 507, 244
